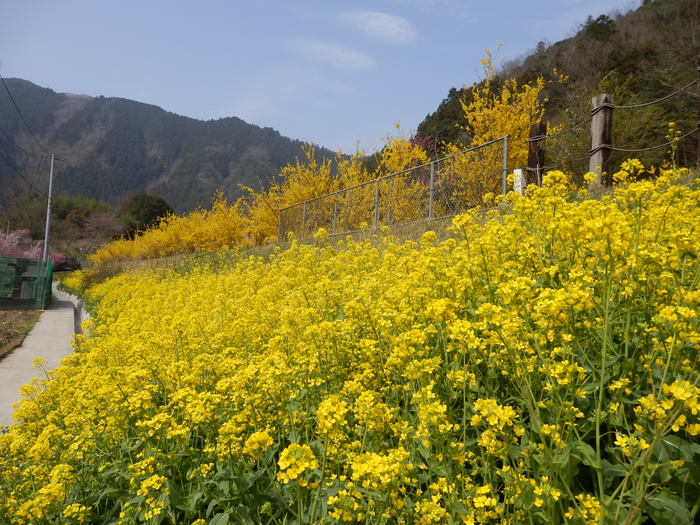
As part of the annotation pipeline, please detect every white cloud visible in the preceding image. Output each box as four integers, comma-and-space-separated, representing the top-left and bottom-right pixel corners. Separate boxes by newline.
290, 38, 376, 71
340, 11, 416, 44
389, 0, 452, 10
226, 66, 355, 124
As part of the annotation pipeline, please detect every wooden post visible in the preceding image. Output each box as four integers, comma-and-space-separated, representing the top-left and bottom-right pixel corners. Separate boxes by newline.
696, 58, 700, 170
277, 208, 283, 242
589, 94, 614, 185
527, 122, 546, 185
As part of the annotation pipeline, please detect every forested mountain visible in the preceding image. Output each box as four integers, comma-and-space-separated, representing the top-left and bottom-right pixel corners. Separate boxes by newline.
417, 0, 699, 171
0, 80, 335, 212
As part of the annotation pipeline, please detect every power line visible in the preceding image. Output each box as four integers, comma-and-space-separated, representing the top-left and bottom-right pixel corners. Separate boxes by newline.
0, 73, 50, 157
0, 123, 31, 156
0, 122, 49, 176
528, 117, 592, 142
0, 149, 48, 198
532, 78, 700, 144
589, 126, 699, 154
593, 78, 699, 112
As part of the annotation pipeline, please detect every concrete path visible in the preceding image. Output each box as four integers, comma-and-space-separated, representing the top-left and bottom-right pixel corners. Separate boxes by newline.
0, 284, 78, 428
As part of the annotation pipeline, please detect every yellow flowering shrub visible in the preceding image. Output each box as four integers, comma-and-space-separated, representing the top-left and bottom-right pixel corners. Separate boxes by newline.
2, 167, 699, 524
89, 192, 248, 263
88, 131, 426, 261
440, 51, 563, 207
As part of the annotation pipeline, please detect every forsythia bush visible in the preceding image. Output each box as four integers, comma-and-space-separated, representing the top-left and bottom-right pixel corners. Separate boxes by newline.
442, 52, 562, 208
91, 129, 429, 261
89, 193, 248, 264
1, 168, 698, 524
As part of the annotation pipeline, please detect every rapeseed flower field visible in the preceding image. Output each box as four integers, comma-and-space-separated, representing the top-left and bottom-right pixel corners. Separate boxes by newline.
1, 168, 698, 524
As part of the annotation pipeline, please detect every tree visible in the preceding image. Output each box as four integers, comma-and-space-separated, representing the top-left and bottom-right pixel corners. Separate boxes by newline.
438, 51, 561, 207
0, 230, 41, 259
119, 194, 173, 235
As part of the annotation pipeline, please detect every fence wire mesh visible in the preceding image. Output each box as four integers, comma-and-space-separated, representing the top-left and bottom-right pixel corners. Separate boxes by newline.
0, 256, 53, 309
279, 138, 507, 240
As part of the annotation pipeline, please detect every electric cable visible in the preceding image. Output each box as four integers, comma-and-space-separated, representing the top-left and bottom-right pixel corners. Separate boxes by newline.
0, 149, 48, 198
0, 73, 51, 157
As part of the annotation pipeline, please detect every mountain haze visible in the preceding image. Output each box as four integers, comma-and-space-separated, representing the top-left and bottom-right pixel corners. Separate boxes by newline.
0, 79, 336, 212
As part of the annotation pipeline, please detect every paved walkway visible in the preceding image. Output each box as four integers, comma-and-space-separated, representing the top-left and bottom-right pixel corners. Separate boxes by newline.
0, 284, 78, 428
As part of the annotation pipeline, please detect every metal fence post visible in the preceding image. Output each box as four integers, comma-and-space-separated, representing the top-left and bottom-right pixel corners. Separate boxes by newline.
332, 198, 338, 235
373, 180, 380, 228
301, 201, 307, 240
277, 209, 283, 242
387, 180, 393, 224
428, 161, 435, 220
501, 135, 509, 194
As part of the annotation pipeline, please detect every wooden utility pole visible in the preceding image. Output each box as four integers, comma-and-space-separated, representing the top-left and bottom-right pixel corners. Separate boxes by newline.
696, 58, 700, 170
589, 94, 614, 185
527, 122, 547, 186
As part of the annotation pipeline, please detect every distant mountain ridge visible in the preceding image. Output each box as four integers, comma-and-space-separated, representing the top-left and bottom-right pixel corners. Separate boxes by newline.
0, 79, 336, 212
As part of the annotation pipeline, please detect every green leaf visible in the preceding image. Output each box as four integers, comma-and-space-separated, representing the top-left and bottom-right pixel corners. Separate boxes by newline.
206, 499, 219, 517
233, 506, 254, 524
552, 445, 571, 467
645, 490, 692, 525
654, 435, 698, 463
186, 490, 204, 512
573, 441, 601, 471
601, 459, 625, 478
603, 499, 628, 524
417, 445, 431, 461
209, 512, 230, 525
217, 479, 231, 496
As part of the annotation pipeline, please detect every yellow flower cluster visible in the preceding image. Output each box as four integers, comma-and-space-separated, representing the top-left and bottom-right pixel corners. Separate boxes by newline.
613, 432, 651, 457
350, 448, 410, 490
277, 443, 319, 484
3, 166, 699, 523
565, 494, 602, 524
243, 430, 274, 460
61, 503, 90, 523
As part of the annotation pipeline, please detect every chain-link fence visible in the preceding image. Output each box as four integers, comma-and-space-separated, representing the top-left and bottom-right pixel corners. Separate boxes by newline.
279, 136, 508, 240
0, 256, 53, 309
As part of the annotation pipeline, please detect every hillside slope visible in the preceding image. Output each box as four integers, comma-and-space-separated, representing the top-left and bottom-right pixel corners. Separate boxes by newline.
0, 79, 336, 212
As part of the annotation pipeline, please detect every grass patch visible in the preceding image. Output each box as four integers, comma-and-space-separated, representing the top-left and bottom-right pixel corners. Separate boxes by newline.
0, 309, 41, 360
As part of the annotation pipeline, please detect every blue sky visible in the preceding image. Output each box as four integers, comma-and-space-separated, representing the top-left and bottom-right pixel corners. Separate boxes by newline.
0, 0, 638, 152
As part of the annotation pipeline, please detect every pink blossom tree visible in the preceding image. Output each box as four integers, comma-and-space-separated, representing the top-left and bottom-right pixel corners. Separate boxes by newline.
0, 230, 43, 259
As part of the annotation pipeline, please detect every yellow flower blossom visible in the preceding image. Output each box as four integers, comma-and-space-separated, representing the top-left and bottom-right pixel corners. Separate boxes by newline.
277, 443, 318, 484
